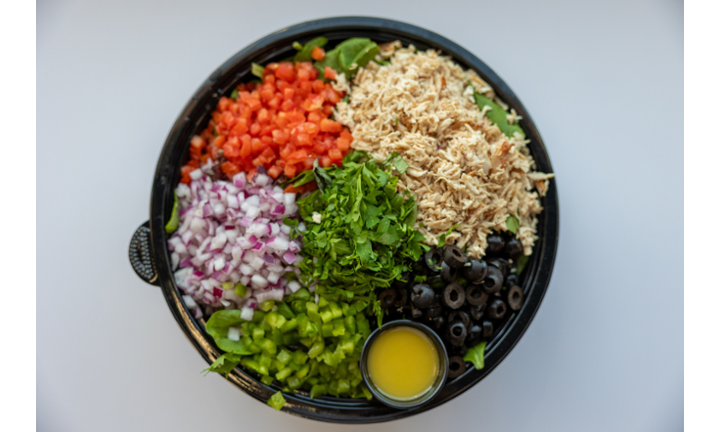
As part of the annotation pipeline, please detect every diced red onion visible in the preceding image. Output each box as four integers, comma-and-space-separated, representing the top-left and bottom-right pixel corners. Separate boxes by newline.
283, 252, 297, 264
233, 173, 246, 189
190, 169, 203, 180
182, 295, 198, 309
168, 162, 303, 313
240, 306, 254, 321
287, 281, 301, 293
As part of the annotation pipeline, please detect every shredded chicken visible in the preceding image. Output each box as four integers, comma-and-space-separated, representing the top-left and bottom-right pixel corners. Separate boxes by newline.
335, 46, 554, 257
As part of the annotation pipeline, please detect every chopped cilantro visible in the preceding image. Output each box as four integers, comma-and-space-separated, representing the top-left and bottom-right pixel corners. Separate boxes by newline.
295, 151, 428, 301
437, 224, 460, 247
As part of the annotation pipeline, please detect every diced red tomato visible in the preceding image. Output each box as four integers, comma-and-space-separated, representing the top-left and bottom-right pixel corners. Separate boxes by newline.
311, 46, 325, 61
179, 60, 353, 179
268, 165, 283, 179
320, 118, 343, 133
324, 67, 337, 80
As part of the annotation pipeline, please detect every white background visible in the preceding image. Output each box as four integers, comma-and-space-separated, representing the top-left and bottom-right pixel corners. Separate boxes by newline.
37, 1, 683, 431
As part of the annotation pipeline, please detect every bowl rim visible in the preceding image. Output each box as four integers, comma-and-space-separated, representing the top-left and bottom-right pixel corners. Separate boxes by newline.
359, 320, 449, 409
147, 16, 559, 423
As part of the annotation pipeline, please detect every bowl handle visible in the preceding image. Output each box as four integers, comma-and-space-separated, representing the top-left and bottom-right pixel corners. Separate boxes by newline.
129, 221, 160, 286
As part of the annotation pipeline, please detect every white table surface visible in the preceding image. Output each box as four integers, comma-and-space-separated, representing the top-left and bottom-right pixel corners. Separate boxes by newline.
37, 1, 683, 430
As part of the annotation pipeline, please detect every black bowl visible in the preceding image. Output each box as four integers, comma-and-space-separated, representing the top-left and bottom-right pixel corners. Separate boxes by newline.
129, 16, 559, 423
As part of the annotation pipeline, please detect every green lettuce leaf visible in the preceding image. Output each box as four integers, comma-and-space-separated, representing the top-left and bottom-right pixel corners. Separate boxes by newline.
473, 92, 525, 139
293, 36, 328, 62
505, 215, 520, 234
464, 341, 487, 370
516, 253, 530, 274
205, 310, 253, 355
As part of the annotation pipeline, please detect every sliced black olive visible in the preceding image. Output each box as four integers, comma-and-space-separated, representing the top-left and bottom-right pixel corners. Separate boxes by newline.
455, 276, 469, 287
486, 234, 505, 255
447, 321, 467, 346
447, 356, 467, 379
498, 258, 511, 277
461, 258, 487, 284
394, 271, 412, 290
423, 248, 442, 273
447, 310, 471, 328
430, 315, 445, 331
482, 266, 504, 294
424, 248, 443, 273
467, 323, 482, 342
424, 305, 443, 319
505, 273, 519, 288
411, 283, 435, 309
450, 344, 469, 356
378, 288, 398, 309
487, 257, 510, 278
507, 285, 523, 311
411, 306, 423, 319
487, 299, 507, 320
466, 285, 488, 306
440, 261, 459, 283
427, 274, 445, 290
443, 244, 468, 269
503, 237, 523, 258
482, 320, 493, 338
469, 303, 486, 321
441, 282, 466, 309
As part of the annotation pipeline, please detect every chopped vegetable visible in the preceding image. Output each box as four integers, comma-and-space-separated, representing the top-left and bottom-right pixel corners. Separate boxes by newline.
204, 352, 243, 376
516, 253, 530, 274
463, 341, 486, 370
178, 60, 351, 186
203, 287, 375, 399
315, 38, 379, 80
437, 224, 460, 248
293, 37, 328, 62
267, 391, 286, 410
293, 151, 427, 298
505, 215, 520, 234
473, 92, 525, 139
251, 63, 265, 79
168, 164, 302, 316
165, 193, 179, 233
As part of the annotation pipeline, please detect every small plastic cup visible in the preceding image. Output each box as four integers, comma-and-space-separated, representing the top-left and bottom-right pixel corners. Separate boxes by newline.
360, 320, 449, 409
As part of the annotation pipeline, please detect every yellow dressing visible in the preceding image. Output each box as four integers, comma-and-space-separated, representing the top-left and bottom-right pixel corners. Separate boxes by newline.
366, 326, 439, 400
